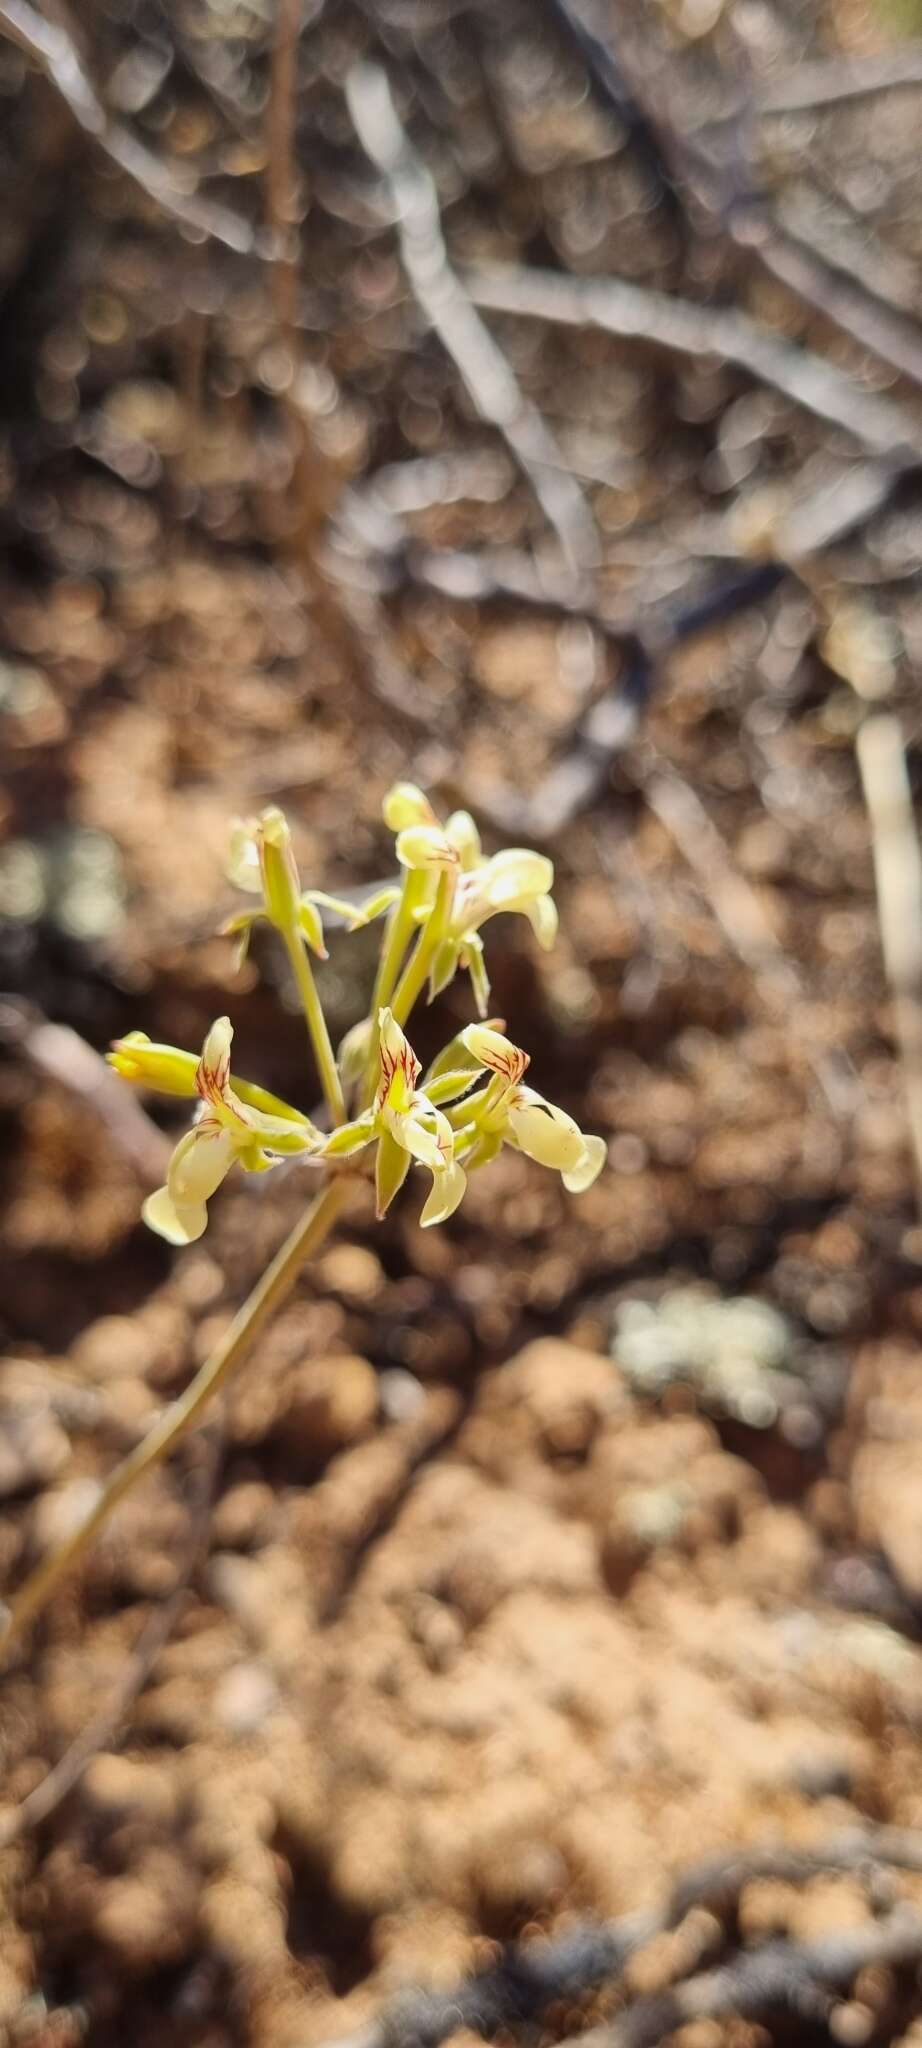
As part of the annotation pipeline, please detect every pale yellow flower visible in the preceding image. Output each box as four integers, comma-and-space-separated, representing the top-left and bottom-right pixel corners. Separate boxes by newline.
141, 1017, 320, 1245
381, 783, 557, 1014
458, 1023, 606, 1192
324, 1008, 466, 1226
226, 804, 397, 963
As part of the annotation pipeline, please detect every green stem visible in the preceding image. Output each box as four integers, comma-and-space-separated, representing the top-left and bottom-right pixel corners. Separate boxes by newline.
0, 1177, 350, 1660
361, 870, 428, 1103
284, 930, 345, 1125
390, 871, 454, 1029
372, 875, 422, 1016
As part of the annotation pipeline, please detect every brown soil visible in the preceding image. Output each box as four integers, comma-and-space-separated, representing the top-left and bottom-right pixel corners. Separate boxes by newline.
4, 1, 922, 2044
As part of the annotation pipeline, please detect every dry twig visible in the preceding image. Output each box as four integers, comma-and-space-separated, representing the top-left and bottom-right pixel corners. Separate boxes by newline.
344, 61, 600, 573
466, 263, 922, 464
540, 0, 922, 399
759, 44, 922, 116
0, 1000, 169, 1183
0, 0, 279, 259
318, 1828, 922, 2048
0, 1433, 219, 1849
575, 1908, 922, 2048
856, 712, 922, 1210
641, 757, 856, 1119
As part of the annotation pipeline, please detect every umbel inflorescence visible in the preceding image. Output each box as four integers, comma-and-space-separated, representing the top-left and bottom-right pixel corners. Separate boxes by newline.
1, 782, 605, 1655
109, 783, 606, 1239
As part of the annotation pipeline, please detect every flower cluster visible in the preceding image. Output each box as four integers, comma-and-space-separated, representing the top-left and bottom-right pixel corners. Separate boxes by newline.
110, 783, 605, 1239
383, 783, 557, 1014
110, 1017, 320, 1244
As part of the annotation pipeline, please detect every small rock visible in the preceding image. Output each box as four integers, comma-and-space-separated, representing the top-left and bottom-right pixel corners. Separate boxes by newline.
0, 1407, 69, 1498
31, 1477, 103, 1555
213, 1662, 279, 1737
71, 1315, 154, 1382
852, 1441, 922, 1605
82, 1753, 177, 1825
210, 1481, 276, 1551
378, 1368, 426, 1423
278, 1354, 378, 1460
318, 1243, 384, 1303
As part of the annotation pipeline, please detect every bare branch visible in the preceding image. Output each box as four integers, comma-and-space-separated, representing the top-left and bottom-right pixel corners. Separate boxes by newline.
575, 1908, 922, 2048
317, 1830, 922, 2048
537, 0, 922, 400
0, 999, 169, 1183
344, 61, 600, 573
856, 712, 922, 1210
0, 1433, 219, 1849
466, 262, 922, 463
0, 0, 278, 259
641, 756, 857, 1119
759, 44, 922, 116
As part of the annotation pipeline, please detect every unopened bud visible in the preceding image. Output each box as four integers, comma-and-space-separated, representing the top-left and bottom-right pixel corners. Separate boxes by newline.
107, 1032, 199, 1095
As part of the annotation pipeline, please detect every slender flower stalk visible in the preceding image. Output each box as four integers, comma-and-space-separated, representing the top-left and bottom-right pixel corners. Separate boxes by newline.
361, 867, 431, 1100
282, 927, 345, 1125
1, 781, 607, 1655
390, 870, 455, 1026
0, 1177, 349, 1659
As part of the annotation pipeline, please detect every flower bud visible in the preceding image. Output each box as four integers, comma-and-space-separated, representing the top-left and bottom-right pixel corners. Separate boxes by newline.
107, 1032, 199, 1096
256, 806, 302, 932
382, 782, 435, 831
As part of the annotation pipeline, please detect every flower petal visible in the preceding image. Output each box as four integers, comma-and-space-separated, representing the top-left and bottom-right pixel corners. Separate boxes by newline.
169, 1124, 237, 1206
524, 893, 559, 951
383, 782, 436, 830
384, 1108, 444, 1173
142, 1185, 208, 1245
445, 809, 481, 868
196, 1017, 234, 1110
460, 1024, 529, 1087
228, 820, 262, 893
395, 824, 459, 872
377, 1008, 421, 1114
420, 1161, 467, 1227
257, 806, 302, 930
307, 885, 401, 930
221, 910, 258, 972
481, 848, 554, 910
375, 1129, 412, 1216
508, 1092, 586, 1173
562, 1133, 607, 1193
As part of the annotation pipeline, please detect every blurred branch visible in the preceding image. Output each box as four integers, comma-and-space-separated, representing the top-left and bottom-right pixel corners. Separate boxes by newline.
759, 44, 922, 115
541, 0, 687, 224
0, 999, 169, 1183
641, 755, 856, 1119
344, 60, 600, 573
318, 1829, 922, 2048
856, 712, 922, 1210
0, 1429, 219, 1849
751, 219, 922, 396
574, 1909, 922, 2048
0, 0, 279, 258
466, 263, 922, 462
265, 0, 301, 338
540, 0, 922, 397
